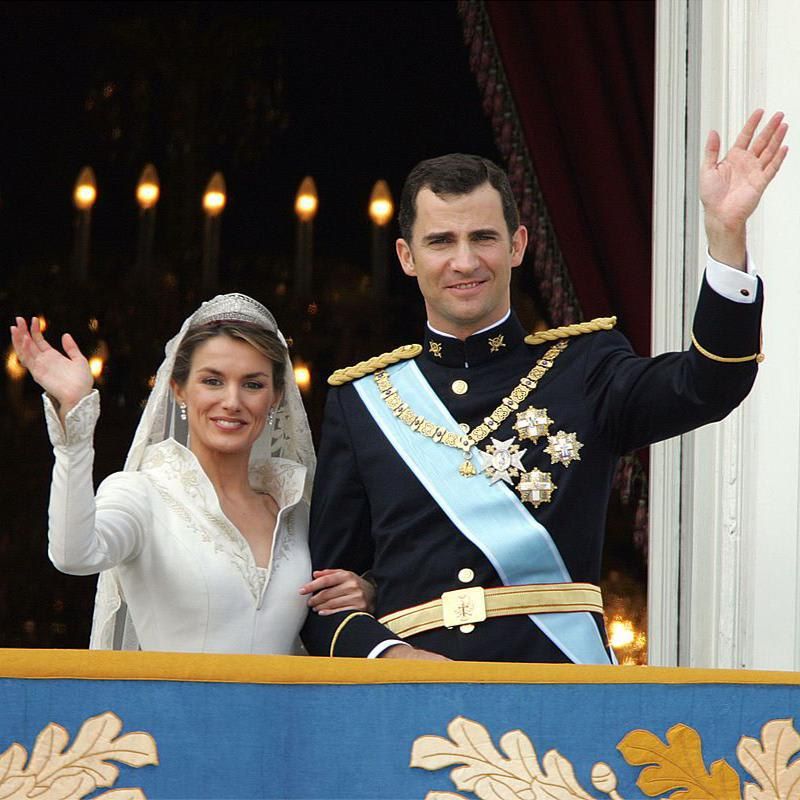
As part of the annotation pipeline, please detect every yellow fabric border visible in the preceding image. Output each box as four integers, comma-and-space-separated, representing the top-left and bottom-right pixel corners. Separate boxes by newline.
3, 648, 800, 687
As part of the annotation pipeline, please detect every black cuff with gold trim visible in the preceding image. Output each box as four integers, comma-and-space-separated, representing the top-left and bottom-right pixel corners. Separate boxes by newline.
301, 607, 395, 658
328, 611, 395, 657
691, 273, 763, 362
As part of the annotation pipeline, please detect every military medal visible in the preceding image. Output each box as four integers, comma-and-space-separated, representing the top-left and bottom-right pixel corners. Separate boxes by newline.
477, 437, 527, 485
513, 407, 553, 442
458, 442, 478, 477
544, 430, 583, 467
517, 468, 557, 507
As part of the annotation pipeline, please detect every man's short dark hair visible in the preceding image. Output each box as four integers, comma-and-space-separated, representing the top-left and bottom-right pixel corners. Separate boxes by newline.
398, 154, 520, 241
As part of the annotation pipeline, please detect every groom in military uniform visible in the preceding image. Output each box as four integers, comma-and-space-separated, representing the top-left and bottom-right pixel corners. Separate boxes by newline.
301, 110, 787, 663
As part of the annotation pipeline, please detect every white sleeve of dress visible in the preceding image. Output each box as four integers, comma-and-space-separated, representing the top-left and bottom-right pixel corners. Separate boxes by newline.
44, 390, 148, 575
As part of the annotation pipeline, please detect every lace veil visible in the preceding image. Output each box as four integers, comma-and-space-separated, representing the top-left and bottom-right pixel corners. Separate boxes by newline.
89, 293, 316, 649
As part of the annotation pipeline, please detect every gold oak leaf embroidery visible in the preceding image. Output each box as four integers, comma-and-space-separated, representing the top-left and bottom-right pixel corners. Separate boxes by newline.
411, 715, 592, 799
737, 718, 800, 800
0, 711, 158, 799
618, 723, 741, 799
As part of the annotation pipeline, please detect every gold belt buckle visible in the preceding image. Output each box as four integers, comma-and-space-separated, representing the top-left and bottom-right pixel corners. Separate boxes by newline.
441, 586, 487, 628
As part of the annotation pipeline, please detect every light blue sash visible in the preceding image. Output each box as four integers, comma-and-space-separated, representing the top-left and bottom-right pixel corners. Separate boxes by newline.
355, 360, 611, 665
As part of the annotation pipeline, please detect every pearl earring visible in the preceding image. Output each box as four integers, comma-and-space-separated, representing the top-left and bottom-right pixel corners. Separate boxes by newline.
179, 402, 187, 421
268, 407, 276, 426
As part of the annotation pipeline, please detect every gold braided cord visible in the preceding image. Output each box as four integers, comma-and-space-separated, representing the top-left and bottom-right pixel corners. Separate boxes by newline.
691, 332, 764, 364
524, 316, 617, 345
328, 344, 423, 386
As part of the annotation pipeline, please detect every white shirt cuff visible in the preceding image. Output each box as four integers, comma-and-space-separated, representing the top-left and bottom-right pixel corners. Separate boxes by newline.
367, 639, 411, 659
705, 251, 758, 304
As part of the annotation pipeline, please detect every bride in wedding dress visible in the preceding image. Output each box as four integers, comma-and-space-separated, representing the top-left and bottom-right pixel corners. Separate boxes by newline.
11, 293, 373, 653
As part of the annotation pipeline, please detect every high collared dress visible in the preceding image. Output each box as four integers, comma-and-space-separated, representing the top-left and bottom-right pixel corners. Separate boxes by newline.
301, 276, 763, 662
45, 391, 311, 654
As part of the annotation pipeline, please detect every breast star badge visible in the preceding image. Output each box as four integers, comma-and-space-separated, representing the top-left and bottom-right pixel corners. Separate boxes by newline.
544, 430, 583, 467
517, 468, 557, 507
429, 341, 443, 358
477, 437, 527, 485
488, 334, 506, 353
513, 407, 553, 442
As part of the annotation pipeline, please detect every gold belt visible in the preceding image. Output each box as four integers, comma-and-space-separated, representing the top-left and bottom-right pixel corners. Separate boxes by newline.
378, 582, 604, 639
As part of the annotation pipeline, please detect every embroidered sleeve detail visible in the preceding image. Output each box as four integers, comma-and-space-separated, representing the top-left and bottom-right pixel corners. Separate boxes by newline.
43, 390, 100, 447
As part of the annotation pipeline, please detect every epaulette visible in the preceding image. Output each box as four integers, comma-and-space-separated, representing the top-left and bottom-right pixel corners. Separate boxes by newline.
524, 316, 617, 346
327, 344, 423, 386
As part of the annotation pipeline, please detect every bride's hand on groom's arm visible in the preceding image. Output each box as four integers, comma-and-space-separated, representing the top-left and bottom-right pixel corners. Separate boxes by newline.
299, 571, 451, 660
300, 569, 376, 615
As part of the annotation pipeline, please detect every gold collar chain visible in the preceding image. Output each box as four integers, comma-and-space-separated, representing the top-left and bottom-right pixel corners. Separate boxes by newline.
373, 340, 569, 477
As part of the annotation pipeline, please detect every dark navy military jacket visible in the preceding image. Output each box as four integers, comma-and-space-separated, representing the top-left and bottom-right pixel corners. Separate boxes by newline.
301, 277, 763, 662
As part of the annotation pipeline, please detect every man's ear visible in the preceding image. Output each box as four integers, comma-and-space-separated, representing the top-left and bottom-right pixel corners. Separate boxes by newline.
396, 238, 416, 277
510, 225, 529, 268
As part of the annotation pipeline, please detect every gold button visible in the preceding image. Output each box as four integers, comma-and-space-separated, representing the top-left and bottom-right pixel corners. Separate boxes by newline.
460, 624, 475, 634
458, 568, 474, 583
451, 379, 468, 395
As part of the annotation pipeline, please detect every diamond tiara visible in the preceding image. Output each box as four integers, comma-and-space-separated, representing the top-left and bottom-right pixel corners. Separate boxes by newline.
189, 293, 277, 332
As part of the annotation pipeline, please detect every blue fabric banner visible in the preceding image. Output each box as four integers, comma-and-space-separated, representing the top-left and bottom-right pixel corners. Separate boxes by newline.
2, 650, 800, 799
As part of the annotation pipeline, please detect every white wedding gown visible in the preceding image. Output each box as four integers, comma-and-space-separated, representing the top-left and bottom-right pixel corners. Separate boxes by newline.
44, 391, 311, 654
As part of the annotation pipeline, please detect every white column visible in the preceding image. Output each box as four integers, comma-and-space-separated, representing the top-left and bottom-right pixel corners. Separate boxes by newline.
651, 0, 800, 669
648, 0, 691, 667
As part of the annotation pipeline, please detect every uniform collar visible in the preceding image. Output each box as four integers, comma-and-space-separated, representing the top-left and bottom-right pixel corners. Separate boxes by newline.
423, 312, 526, 368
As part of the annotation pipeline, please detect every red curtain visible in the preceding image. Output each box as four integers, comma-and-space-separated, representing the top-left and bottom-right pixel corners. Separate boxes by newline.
462, 0, 655, 356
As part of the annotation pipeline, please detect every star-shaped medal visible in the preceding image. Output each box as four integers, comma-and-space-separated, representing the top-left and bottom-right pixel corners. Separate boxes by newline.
544, 430, 583, 467
488, 334, 506, 353
477, 437, 527, 485
517, 468, 557, 507
513, 407, 553, 442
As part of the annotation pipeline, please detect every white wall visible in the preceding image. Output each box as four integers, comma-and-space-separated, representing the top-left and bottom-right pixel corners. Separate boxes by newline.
650, 0, 800, 668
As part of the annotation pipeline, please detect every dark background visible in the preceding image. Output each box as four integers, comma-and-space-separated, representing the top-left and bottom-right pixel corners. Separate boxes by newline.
0, 1, 644, 653
0, 0, 505, 648
0, 1, 500, 287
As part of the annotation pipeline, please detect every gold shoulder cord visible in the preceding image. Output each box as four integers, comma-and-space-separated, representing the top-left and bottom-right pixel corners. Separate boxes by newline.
524, 316, 617, 345
374, 340, 569, 478
691, 332, 765, 364
328, 344, 423, 386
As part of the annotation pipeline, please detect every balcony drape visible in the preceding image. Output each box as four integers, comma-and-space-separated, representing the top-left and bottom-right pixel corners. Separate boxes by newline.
460, 0, 655, 357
